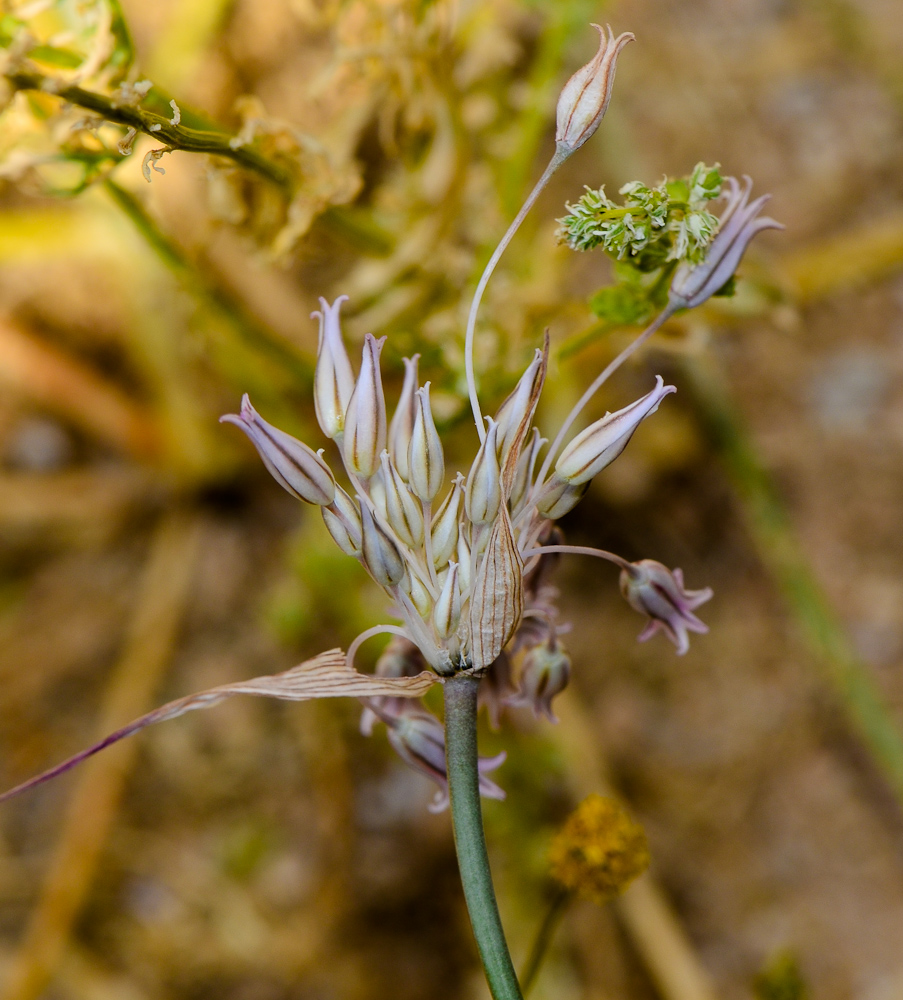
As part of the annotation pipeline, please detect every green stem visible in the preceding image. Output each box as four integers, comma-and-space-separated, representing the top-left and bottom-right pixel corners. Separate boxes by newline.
7, 70, 293, 193
444, 674, 523, 1000
520, 886, 571, 996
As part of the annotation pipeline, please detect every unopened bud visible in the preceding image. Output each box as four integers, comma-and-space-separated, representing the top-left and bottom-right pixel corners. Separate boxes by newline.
494, 346, 546, 468
431, 474, 464, 569
379, 451, 424, 548
359, 498, 405, 588
401, 566, 433, 618
409, 383, 445, 502
221, 395, 335, 505
556, 25, 634, 154
433, 561, 462, 640
555, 376, 676, 486
535, 475, 589, 519
389, 355, 420, 480
509, 427, 544, 516
343, 334, 388, 479
620, 559, 713, 655
465, 418, 502, 525
508, 638, 571, 722
456, 533, 472, 593
312, 295, 355, 439
322, 486, 362, 556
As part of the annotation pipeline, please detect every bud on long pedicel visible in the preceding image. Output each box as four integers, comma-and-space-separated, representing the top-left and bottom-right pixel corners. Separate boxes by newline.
220, 395, 335, 506
409, 383, 445, 502
465, 418, 502, 525
343, 334, 388, 478
389, 355, 420, 480
359, 498, 406, 588
555, 376, 676, 486
556, 25, 635, 154
313, 296, 355, 439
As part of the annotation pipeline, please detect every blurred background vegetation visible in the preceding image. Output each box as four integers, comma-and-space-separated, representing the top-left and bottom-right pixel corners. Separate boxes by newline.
1, 0, 903, 998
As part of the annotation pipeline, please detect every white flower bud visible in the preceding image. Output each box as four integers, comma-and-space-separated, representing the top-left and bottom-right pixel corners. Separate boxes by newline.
433, 562, 462, 640
359, 498, 405, 588
220, 395, 335, 506
388, 355, 420, 481
555, 376, 676, 485
322, 486, 362, 556
431, 474, 464, 569
556, 25, 634, 154
312, 295, 355, 439
494, 347, 545, 467
535, 475, 589, 520
343, 334, 388, 479
401, 567, 433, 619
465, 418, 502, 525
409, 383, 445, 502
379, 450, 424, 549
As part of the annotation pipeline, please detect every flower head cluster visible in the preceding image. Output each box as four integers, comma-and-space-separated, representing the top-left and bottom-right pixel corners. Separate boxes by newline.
220, 290, 710, 803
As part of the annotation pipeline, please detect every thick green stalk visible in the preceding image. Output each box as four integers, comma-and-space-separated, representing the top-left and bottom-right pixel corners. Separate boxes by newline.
444, 674, 523, 1000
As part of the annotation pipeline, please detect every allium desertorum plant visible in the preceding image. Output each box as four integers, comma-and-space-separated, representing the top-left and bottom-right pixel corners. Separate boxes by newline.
0, 25, 781, 1000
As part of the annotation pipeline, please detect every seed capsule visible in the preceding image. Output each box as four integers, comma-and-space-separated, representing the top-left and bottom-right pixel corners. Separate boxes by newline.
221, 395, 335, 506
343, 334, 388, 479
312, 295, 355, 439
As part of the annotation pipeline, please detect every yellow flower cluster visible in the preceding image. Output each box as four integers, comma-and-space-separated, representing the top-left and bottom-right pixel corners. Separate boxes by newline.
549, 794, 650, 905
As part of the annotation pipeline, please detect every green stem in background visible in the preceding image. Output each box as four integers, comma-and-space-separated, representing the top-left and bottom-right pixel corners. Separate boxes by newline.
7, 70, 294, 193
444, 674, 523, 1000
520, 886, 572, 996
684, 354, 903, 805
103, 179, 310, 389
